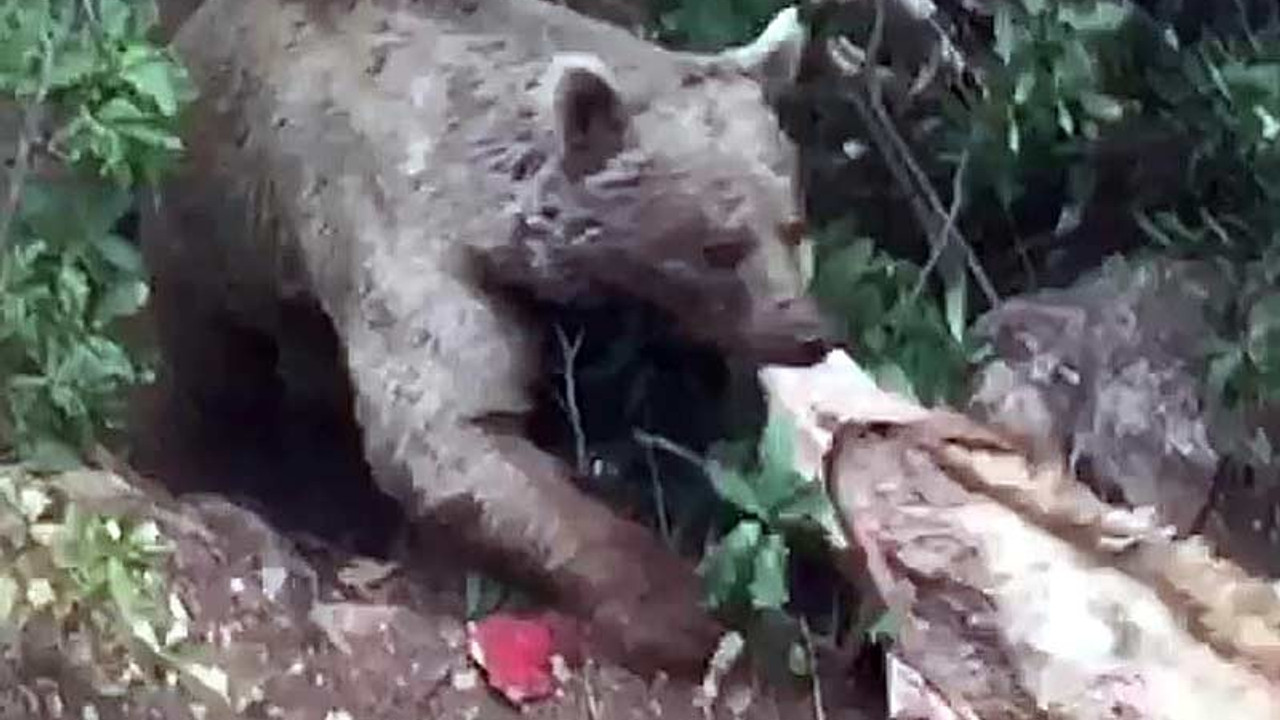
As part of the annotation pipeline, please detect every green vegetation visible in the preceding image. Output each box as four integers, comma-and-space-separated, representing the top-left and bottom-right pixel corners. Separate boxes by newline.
0, 0, 206, 709
0, 465, 229, 709
0, 0, 194, 470
695, 411, 839, 615
653, 0, 1280, 418
644, 0, 1280, 638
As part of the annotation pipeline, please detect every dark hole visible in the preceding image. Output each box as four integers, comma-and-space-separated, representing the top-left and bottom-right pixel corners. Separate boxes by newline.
130, 294, 407, 557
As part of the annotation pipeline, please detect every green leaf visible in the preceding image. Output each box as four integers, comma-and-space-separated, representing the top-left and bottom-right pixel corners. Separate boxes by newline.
1246, 293, 1280, 366
1220, 63, 1280, 97
1058, 2, 1131, 33
748, 532, 789, 610
47, 44, 99, 90
1013, 70, 1037, 105
18, 178, 133, 249
1079, 92, 1124, 122
707, 464, 766, 517
21, 437, 83, 473
93, 95, 184, 156
114, 120, 183, 151
1056, 39, 1097, 92
98, 0, 134, 38
119, 45, 187, 117
97, 96, 148, 124
95, 234, 144, 274
94, 279, 149, 325
1007, 107, 1021, 153
1207, 347, 1245, 402
862, 325, 887, 354
698, 520, 763, 609
865, 608, 901, 644
1256, 106, 1280, 143
773, 482, 834, 526
758, 411, 796, 483
993, 6, 1018, 64
872, 362, 919, 402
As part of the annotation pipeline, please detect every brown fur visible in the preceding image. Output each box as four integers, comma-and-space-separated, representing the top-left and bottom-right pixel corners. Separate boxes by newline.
142, 0, 820, 672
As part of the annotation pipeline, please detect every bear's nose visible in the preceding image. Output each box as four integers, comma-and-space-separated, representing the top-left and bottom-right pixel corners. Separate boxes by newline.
742, 297, 835, 366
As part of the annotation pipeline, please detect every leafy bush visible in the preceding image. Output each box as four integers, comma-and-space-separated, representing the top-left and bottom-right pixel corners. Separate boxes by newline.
940, 0, 1137, 215
0, 7, 218, 707
649, 0, 1280, 632
696, 411, 839, 615
930, 0, 1280, 416
0, 465, 228, 708
0, 0, 194, 468
809, 232, 978, 405
1129, 27, 1280, 414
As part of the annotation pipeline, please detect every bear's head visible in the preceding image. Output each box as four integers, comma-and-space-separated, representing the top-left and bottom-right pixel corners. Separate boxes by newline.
486, 8, 832, 366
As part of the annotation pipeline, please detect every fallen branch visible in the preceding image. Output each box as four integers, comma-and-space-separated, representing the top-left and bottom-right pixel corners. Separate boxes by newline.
759, 350, 1280, 719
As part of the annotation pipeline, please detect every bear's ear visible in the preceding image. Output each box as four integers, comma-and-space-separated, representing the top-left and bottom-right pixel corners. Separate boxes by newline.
543, 53, 630, 180
717, 6, 808, 97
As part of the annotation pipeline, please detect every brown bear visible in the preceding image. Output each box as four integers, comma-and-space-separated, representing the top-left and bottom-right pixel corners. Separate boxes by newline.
141, 0, 826, 672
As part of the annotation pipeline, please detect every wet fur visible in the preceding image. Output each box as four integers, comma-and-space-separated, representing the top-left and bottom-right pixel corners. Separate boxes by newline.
143, 0, 818, 672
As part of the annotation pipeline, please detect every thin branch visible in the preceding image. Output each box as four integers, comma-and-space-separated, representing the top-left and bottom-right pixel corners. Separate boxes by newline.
632, 429, 709, 472
0, 35, 56, 254
800, 619, 828, 720
641, 435, 673, 546
908, 147, 968, 304
579, 659, 602, 720
829, 0, 999, 308
554, 324, 589, 475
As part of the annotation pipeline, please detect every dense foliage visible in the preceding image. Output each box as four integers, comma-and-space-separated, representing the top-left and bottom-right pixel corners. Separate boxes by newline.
0, 0, 194, 469
0, 3, 208, 707
643, 0, 1280, 622
652, 0, 1280, 415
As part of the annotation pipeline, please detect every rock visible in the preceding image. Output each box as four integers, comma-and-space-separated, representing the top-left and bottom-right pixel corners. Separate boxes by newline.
967, 258, 1222, 533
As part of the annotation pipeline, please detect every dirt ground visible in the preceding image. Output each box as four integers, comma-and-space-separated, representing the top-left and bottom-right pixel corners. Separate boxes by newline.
117, 359, 888, 720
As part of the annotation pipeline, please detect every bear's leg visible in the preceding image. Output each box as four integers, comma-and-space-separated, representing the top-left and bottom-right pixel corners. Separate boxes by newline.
352, 388, 722, 673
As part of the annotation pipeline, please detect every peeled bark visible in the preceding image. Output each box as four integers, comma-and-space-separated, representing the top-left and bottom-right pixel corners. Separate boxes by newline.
761, 351, 1280, 719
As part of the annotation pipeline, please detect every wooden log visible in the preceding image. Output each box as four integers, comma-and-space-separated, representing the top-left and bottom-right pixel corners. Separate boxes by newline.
761, 349, 1280, 719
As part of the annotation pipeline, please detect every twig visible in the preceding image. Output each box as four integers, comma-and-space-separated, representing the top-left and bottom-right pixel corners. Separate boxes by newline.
828, 0, 999, 308
553, 324, 588, 475
0, 35, 56, 254
641, 434, 673, 545
833, 39, 996, 307
580, 658, 602, 720
800, 619, 828, 720
632, 429, 709, 472
908, 147, 968, 304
